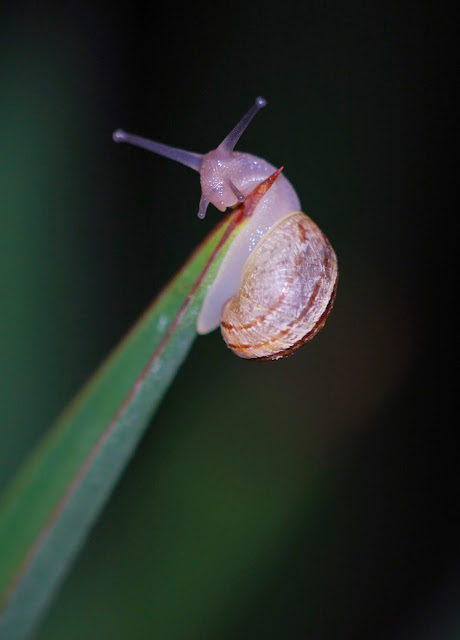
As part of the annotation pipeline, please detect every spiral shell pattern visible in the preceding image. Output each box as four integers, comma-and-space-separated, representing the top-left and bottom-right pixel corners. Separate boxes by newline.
220, 211, 338, 360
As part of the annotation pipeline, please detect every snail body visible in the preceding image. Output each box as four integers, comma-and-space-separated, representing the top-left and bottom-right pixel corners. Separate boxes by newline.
113, 98, 337, 360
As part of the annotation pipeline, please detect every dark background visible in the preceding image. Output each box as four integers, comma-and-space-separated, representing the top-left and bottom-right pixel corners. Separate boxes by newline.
1, 2, 458, 638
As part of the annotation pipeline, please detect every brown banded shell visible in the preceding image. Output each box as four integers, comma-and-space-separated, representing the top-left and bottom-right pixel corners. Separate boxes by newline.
220, 211, 338, 360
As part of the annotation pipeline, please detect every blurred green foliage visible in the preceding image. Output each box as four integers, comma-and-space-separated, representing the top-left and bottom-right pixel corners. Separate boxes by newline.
0, 17, 96, 485
0, 3, 458, 639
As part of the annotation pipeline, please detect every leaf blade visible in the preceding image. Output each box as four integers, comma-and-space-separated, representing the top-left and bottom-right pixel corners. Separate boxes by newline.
0, 213, 235, 640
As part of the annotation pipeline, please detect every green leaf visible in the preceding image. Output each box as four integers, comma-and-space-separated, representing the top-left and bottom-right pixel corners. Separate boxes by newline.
0, 211, 238, 640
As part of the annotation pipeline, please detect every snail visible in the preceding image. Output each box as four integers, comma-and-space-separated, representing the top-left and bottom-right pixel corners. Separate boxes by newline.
113, 97, 338, 360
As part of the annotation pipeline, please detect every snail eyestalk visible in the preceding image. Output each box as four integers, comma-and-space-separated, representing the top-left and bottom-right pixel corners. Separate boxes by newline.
218, 97, 267, 154
112, 128, 203, 171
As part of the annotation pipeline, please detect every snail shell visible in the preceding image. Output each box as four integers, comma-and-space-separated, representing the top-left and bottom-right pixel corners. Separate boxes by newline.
221, 211, 338, 360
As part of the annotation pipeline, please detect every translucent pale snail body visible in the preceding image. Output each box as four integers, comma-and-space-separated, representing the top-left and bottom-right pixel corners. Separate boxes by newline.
113, 98, 337, 359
